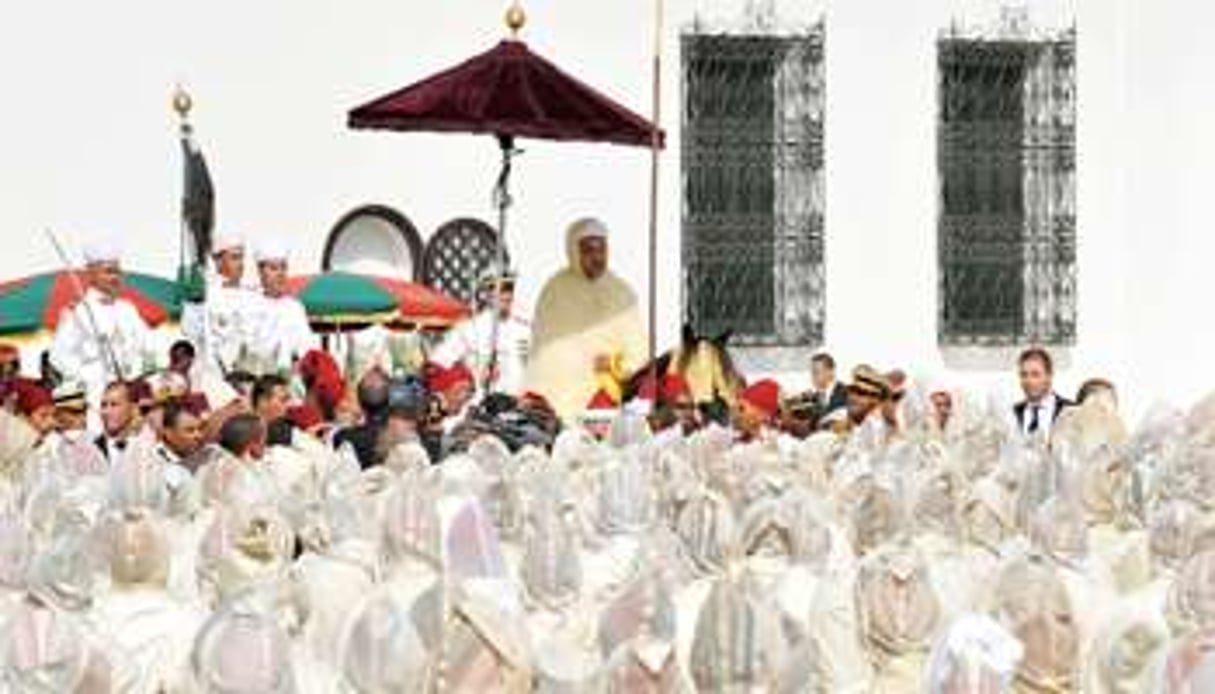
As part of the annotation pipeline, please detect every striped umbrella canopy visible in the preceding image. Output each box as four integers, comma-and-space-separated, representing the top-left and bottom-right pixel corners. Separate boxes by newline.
286, 271, 469, 332
0, 270, 182, 338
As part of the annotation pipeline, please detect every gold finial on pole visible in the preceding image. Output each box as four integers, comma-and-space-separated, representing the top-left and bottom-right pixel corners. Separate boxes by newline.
172, 84, 193, 121
505, 1, 527, 38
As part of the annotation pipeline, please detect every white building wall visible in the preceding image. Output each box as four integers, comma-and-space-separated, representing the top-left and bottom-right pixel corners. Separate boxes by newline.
0, 0, 1212, 423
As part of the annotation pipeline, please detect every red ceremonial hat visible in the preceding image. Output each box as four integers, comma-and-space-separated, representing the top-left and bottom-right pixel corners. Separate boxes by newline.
183, 392, 211, 416
13, 379, 53, 417
128, 380, 154, 407
427, 362, 474, 393
299, 349, 341, 386
638, 373, 692, 402
741, 379, 781, 419
287, 403, 324, 432
662, 373, 691, 400
586, 388, 618, 412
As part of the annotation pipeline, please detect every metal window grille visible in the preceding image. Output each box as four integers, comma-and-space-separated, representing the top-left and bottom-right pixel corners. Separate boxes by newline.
681, 25, 825, 346
938, 30, 1076, 346
422, 217, 506, 307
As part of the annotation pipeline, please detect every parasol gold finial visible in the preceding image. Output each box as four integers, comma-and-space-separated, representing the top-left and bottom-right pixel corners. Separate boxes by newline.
171, 84, 193, 120
505, 1, 526, 38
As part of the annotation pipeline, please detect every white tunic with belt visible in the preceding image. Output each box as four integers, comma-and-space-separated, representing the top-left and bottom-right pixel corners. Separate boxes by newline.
182, 279, 260, 374
432, 310, 530, 396
50, 289, 152, 404
248, 293, 314, 373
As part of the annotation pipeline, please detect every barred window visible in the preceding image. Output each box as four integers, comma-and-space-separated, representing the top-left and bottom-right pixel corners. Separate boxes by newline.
938, 28, 1076, 346
681, 24, 824, 346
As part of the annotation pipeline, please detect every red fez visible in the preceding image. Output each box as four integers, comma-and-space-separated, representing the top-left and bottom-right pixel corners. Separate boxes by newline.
638, 373, 692, 402
14, 379, 53, 417
740, 379, 781, 419
299, 349, 341, 387
519, 391, 554, 415
127, 380, 154, 407
300, 350, 346, 411
183, 392, 211, 416
427, 362, 474, 393
586, 388, 618, 412
287, 403, 324, 432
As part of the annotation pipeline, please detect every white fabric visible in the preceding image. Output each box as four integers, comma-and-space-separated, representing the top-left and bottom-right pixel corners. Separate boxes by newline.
248, 294, 314, 373
254, 238, 288, 263
431, 310, 530, 396
181, 278, 260, 374
50, 289, 154, 414
93, 588, 204, 694
212, 231, 244, 255
82, 237, 121, 264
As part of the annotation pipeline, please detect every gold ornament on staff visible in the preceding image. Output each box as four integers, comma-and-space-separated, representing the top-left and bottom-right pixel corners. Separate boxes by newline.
505, 1, 526, 38
172, 84, 193, 121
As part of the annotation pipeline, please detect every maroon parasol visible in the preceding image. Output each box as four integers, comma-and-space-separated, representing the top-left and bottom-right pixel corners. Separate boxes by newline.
348, 39, 664, 149
346, 4, 663, 255
346, 2, 666, 393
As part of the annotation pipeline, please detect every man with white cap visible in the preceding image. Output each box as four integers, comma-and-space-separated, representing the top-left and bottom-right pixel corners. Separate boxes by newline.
524, 217, 647, 421
431, 266, 530, 397
248, 239, 313, 374
182, 231, 258, 376
49, 237, 153, 421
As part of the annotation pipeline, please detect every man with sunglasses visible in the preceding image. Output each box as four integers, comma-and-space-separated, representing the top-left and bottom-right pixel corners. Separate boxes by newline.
432, 268, 530, 398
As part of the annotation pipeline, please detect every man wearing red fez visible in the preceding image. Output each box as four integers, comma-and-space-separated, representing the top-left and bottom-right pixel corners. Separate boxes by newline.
298, 349, 345, 420
639, 372, 699, 436
13, 379, 56, 440
421, 362, 477, 452
582, 387, 619, 440
734, 378, 781, 442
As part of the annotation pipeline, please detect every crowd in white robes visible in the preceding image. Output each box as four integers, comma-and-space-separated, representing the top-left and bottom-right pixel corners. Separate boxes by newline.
0, 376, 1214, 692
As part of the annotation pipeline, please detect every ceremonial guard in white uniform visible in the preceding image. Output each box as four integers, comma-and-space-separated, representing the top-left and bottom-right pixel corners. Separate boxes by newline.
181, 232, 258, 376
49, 239, 154, 419
432, 269, 529, 396
248, 240, 314, 374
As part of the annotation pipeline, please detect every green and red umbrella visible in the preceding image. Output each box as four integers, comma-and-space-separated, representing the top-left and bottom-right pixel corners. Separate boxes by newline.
0, 270, 182, 338
286, 271, 469, 331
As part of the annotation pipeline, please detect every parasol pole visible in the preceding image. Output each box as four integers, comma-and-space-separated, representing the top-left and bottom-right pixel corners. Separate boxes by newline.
483, 134, 517, 396
646, 0, 665, 404
483, 2, 528, 397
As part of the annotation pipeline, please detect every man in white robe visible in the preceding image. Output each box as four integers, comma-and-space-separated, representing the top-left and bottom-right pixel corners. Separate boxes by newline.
248, 240, 314, 374
524, 218, 647, 421
432, 269, 529, 397
182, 232, 259, 377
49, 239, 154, 422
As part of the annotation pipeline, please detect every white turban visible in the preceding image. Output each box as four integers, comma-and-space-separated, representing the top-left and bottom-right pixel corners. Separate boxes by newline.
254, 238, 288, 263
212, 231, 245, 255
82, 237, 121, 265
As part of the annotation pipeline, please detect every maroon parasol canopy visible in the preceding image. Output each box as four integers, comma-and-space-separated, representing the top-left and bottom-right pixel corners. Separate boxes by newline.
348, 39, 664, 149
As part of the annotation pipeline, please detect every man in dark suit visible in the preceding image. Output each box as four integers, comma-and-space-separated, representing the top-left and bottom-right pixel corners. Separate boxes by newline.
1013, 347, 1073, 439
810, 352, 849, 417
781, 352, 850, 436
95, 380, 138, 461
